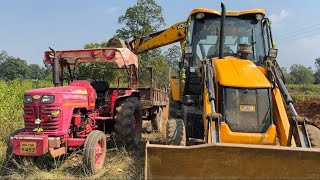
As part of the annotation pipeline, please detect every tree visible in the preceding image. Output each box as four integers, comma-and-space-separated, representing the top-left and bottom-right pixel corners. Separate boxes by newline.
80, 42, 121, 83
313, 58, 320, 84
165, 45, 181, 76
138, 48, 170, 87
289, 64, 314, 84
84, 42, 107, 49
0, 57, 29, 81
28, 64, 47, 80
314, 71, 320, 84
280, 67, 295, 84
116, 0, 169, 86
315, 57, 320, 71
0, 50, 10, 63
116, 0, 165, 39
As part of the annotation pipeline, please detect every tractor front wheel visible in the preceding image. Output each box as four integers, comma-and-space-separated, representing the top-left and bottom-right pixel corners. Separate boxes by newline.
83, 130, 107, 174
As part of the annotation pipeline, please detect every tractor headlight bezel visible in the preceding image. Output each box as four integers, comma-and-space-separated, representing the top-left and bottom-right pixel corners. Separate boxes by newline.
24, 95, 33, 104
41, 95, 55, 104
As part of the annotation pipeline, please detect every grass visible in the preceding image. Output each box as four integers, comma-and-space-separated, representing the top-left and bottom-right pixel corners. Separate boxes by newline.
0, 120, 164, 180
286, 84, 320, 102
286, 84, 320, 94
1, 148, 139, 179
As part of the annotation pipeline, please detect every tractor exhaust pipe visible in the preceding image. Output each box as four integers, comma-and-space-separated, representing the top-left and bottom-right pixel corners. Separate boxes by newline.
49, 47, 60, 87
219, 2, 226, 59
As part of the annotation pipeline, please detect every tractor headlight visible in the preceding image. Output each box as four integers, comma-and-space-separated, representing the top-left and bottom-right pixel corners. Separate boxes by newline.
24, 95, 33, 103
41, 95, 55, 103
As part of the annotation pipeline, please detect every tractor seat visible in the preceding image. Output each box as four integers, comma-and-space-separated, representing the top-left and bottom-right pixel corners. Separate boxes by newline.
91, 81, 109, 98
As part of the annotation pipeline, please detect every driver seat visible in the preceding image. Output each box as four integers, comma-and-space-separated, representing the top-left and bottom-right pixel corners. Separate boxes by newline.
91, 81, 109, 106
207, 45, 216, 59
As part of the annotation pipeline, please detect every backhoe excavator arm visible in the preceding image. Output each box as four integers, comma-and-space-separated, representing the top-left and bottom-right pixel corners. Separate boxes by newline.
127, 21, 186, 54
266, 59, 311, 148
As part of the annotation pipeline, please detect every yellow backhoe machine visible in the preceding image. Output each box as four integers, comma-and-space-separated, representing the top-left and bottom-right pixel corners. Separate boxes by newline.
109, 3, 320, 179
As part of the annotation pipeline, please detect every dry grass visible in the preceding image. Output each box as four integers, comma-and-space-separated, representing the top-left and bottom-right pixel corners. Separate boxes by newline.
0, 122, 165, 180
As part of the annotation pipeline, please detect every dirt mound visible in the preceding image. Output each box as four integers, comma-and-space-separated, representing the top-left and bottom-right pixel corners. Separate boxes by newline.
293, 97, 320, 128
106, 38, 128, 48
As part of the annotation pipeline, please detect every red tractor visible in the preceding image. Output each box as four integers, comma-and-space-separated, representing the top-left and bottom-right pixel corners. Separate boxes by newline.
7, 47, 143, 173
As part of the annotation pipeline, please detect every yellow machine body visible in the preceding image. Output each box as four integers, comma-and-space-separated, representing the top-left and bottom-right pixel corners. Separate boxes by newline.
115, 6, 320, 180
169, 77, 180, 101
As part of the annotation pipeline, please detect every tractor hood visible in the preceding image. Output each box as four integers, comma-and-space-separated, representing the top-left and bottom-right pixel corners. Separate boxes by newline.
213, 57, 271, 88
25, 86, 88, 95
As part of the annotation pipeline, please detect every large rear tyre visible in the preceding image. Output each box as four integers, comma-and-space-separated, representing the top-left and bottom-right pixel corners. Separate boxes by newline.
114, 97, 142, 149
83, 130, 107, 174
6, 128, 37, 169
306, 124, 320, 148
166, 118, 186, 146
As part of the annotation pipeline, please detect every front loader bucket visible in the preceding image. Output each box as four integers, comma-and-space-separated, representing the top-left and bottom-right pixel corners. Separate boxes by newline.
145, 142, 320, 179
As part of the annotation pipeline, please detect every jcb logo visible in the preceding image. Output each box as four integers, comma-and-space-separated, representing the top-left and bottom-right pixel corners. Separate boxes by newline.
240, 105, 256, 112
177, 23, 186, 30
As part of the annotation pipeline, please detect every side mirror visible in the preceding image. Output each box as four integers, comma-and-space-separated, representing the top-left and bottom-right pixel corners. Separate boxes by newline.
268, 48, 278, 58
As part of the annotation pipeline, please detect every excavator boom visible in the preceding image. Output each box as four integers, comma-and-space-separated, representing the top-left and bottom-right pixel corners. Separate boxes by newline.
128, 21, 186, 54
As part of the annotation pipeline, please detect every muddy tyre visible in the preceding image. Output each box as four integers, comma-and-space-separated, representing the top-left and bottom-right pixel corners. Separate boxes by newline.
151, 107, 163, 132
115, 97, 142, 149
6, 128, 37, 168
83, 130, 107, 174
166, 118, 186, 146
306, 124, 320, 148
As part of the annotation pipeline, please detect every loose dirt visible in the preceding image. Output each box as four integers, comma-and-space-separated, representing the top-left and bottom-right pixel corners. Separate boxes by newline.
293, 96, 320, 128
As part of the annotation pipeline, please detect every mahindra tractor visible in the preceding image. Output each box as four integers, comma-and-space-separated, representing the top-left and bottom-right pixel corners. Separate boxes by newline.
7, 47, 143, 174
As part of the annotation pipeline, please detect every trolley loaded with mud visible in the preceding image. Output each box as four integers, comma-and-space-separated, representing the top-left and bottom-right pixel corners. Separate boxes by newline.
6, 47, 163, 174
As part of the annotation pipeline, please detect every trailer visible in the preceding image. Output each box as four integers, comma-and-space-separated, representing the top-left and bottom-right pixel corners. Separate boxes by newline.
138, 67, 168, 132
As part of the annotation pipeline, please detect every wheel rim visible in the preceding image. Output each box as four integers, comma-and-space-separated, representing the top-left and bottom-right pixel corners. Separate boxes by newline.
94, 139, 105, 168
133, 110, 140, 143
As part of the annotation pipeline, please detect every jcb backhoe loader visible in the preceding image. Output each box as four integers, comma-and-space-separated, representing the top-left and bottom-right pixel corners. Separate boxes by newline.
109, 3, 320, 179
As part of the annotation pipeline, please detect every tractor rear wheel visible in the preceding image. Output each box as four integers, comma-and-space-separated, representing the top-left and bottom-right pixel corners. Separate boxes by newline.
114, 97, 142, 149
306, 124, 320, 148
6, 128, 37, 169
166, 118, 186, 146
83, 130, 107, 174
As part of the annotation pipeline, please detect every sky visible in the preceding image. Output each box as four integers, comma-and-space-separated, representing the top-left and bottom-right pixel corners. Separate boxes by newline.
0, 0, 320, 69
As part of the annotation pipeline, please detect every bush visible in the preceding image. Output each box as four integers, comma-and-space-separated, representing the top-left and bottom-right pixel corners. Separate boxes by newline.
286, 84, 320, 94
0, 79, 51, 142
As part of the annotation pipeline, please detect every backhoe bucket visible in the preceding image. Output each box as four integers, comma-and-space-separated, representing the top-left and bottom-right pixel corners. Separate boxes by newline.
145, 142, 320, 179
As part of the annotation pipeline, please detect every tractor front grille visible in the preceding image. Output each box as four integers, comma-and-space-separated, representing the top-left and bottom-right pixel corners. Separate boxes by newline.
24, 105, 61, 132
